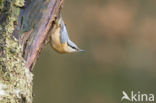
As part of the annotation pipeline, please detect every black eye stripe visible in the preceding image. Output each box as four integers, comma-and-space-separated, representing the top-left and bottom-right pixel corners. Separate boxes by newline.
71, 46, 76, 49
67, 42, 76, 49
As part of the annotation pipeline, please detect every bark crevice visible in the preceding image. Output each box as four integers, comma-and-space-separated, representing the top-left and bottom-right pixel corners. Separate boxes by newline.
0, 0, 63, 102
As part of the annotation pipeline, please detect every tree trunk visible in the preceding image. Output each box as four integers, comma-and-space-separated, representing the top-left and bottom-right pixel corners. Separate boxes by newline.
0, 0, 63, 102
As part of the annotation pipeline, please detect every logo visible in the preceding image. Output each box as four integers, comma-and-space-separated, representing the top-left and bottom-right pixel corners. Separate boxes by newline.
121, 91, 154, 102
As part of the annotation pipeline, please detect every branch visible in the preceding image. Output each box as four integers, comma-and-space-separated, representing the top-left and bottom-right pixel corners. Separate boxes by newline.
14, 0, 64, 70
0, 0, 64, 102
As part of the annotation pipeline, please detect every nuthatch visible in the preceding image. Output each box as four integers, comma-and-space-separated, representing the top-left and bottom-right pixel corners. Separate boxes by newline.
49, 14, 83, 53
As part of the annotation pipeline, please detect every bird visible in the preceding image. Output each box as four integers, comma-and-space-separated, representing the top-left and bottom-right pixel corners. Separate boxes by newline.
49, 14, 83, 53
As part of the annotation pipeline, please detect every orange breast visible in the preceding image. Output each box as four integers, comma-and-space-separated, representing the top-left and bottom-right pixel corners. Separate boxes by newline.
50, 27, 67, 53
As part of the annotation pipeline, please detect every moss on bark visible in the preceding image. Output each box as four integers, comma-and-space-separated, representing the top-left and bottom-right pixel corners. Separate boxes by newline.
0, 0, 33, 103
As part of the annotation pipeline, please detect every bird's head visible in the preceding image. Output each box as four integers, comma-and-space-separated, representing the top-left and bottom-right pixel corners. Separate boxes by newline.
63, 39, 84, 53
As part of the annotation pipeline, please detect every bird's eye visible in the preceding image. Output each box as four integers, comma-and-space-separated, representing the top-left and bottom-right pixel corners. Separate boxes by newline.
71, 46, 76, 49
67, 42, 77, 50
70, 45, 76, 49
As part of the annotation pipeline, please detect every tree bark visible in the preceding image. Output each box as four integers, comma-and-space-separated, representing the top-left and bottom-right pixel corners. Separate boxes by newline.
0, 0, 63, 102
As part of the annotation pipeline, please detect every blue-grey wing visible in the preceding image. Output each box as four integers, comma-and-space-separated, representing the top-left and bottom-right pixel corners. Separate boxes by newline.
60, 20, 69, 44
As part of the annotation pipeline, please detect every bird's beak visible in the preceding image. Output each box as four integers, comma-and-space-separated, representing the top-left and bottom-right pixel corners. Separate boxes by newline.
78, 49, 84, 52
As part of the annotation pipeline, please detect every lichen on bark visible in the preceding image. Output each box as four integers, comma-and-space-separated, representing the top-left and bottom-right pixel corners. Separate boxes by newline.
0, 0, 33, 103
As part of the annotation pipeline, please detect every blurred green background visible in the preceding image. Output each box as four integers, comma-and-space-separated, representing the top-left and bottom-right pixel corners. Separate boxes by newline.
33, 0, 156, 103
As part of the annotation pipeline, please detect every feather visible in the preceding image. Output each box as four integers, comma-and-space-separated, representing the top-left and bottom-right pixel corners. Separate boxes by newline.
60, 19, 69, 44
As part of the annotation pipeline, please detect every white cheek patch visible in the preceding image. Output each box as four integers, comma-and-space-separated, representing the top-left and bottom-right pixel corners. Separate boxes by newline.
64, 46, 76, 53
